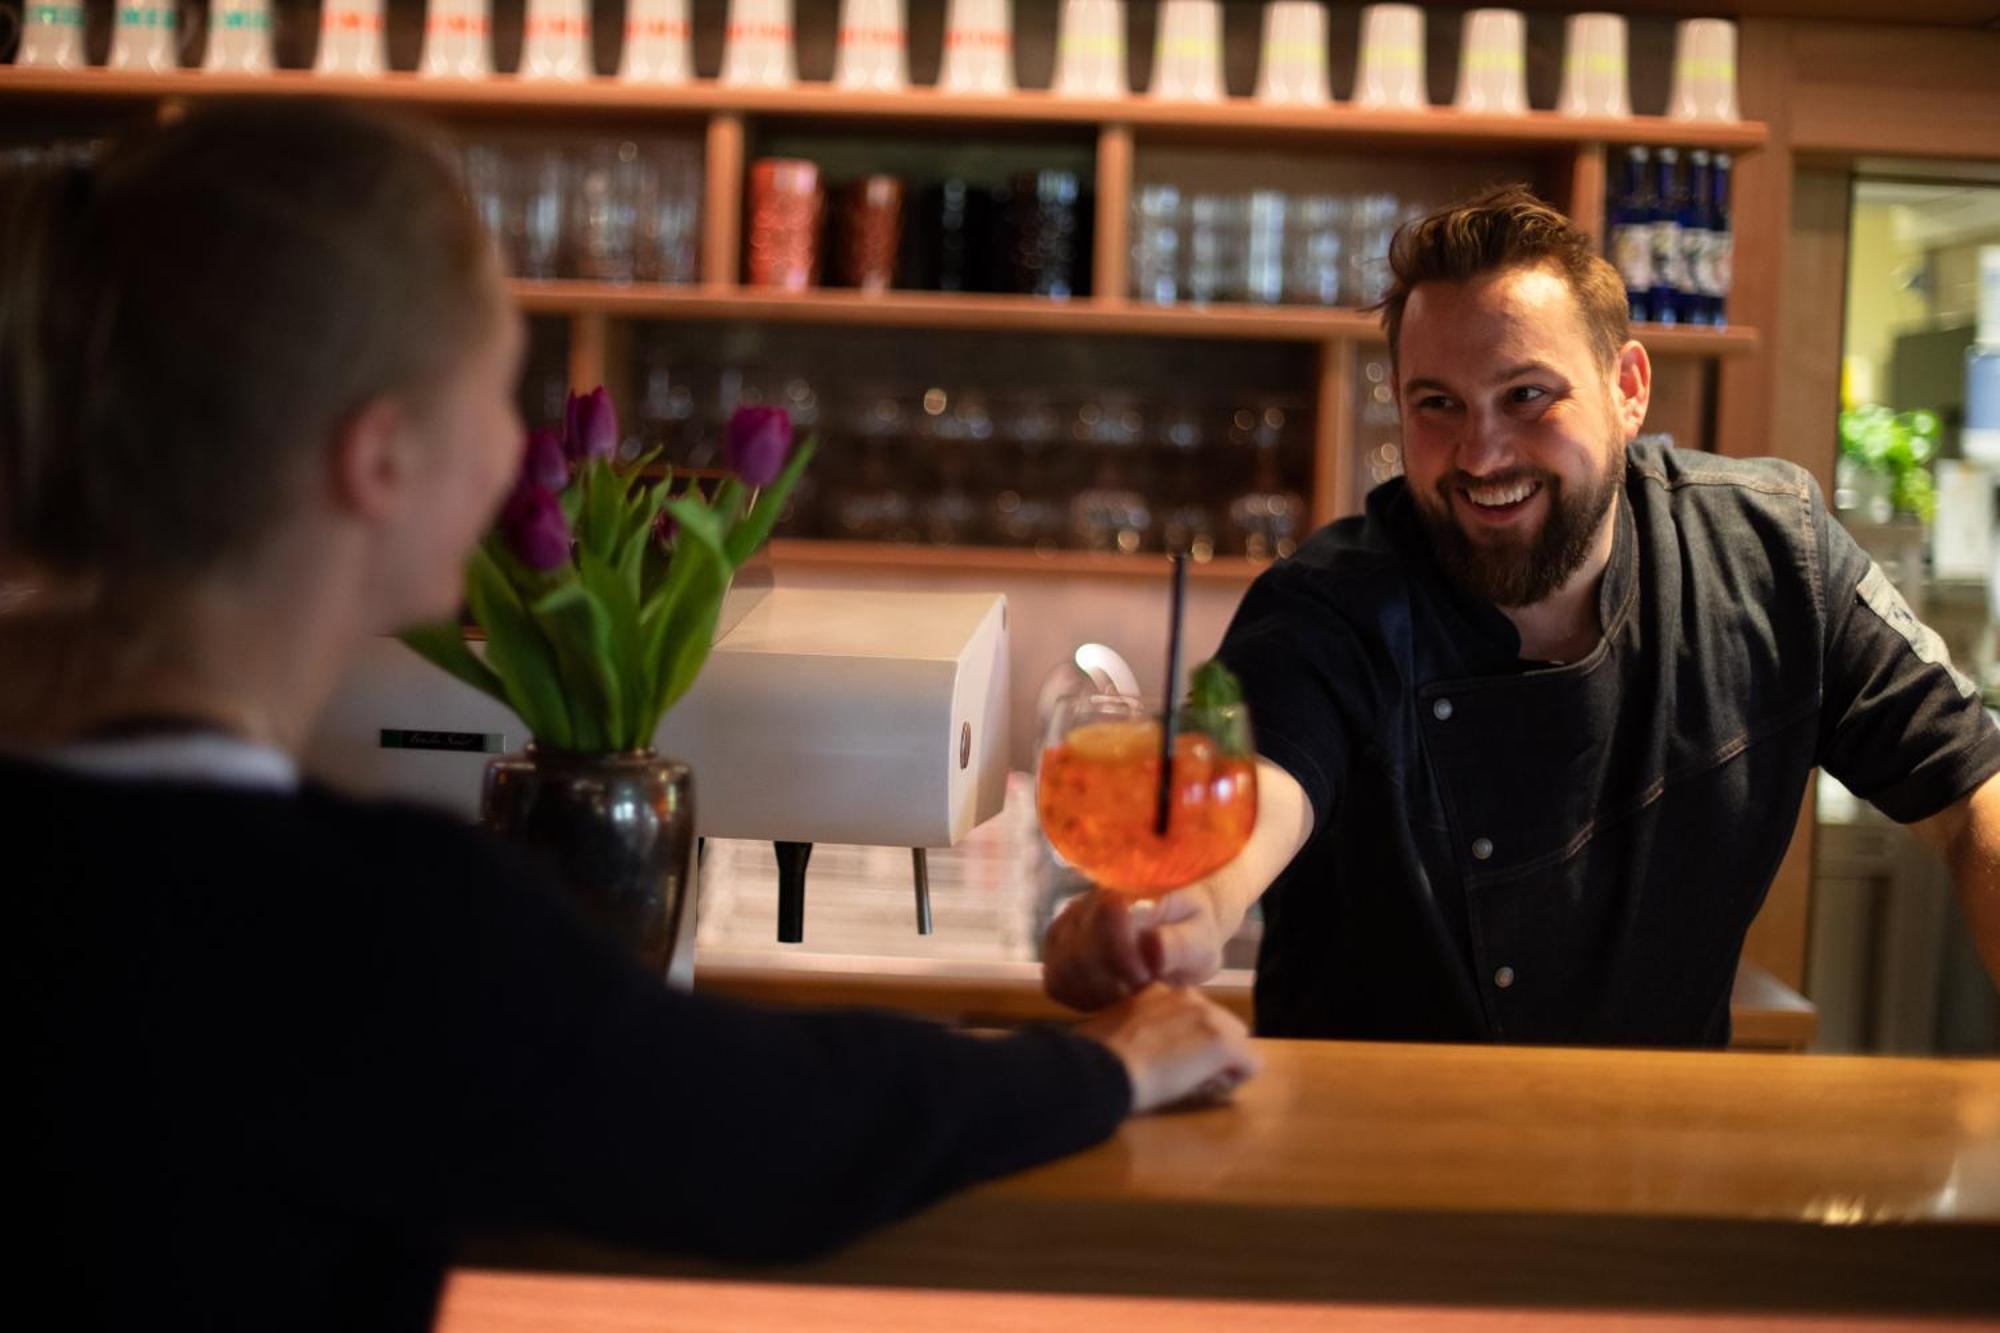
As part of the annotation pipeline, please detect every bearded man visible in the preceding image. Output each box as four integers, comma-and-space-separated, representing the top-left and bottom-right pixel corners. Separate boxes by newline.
1043, 186, 2000, 1046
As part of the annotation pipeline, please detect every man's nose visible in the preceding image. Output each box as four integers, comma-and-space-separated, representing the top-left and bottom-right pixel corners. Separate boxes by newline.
1455, 412, 1517, 478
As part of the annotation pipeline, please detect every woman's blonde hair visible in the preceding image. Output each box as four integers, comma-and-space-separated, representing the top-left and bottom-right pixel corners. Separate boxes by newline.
0, 100, 499, 579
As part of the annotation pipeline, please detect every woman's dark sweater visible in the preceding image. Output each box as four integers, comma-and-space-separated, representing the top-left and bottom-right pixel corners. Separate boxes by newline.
8, 756, 1129, 1330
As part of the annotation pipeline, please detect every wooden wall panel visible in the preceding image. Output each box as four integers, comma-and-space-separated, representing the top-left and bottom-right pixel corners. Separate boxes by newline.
1786, 22, 2000, 162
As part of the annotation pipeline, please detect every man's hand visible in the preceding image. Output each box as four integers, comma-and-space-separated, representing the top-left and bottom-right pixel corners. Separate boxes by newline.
1044, 882, 1228, 1012
1041, 759, 1316, 1012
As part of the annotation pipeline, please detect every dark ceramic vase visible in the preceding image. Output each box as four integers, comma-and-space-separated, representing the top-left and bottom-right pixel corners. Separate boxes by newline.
481, 747, 696, 984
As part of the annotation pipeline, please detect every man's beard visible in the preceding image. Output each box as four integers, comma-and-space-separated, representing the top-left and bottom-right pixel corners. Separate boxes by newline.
1413, 445, 1623, 609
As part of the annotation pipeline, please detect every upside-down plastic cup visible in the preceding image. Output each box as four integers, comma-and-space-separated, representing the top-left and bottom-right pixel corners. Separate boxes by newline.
1558, 12, 1630, 118
520, 0, 590, 81
1354, 3, 1426, 110
721, 0, 797, 88
621, 0, 692, 83
1454, 8, 1527, 114
939, 0, 1013, 94
111, 0, 192, 72
1151, 0, 1223, 102
420, 0, 491, 79
1255, 0, 1329, 105
835, 0, 907, 91
1668, 17, 1739, 122
14, 2, 88, 69
1054, 0, 1125, 98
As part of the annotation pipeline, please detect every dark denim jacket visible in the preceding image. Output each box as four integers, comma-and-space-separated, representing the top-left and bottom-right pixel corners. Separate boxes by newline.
1217, 441, 1999, 1047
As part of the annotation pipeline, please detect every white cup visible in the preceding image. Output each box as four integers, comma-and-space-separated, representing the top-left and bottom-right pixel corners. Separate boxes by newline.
111, 0, 190, 71
1454, 8, 1526, 114
420, 0, 491, 79
1558, 12, 1630, 118
1354, 3, 1425, 110
1053, 0, 1124, 98
1151, 0, 1222, 102
938, 0, 1013, 95
205, 0, 274, 73
13, 1, 88, 68
316, 0, 387, 75
622, 0, 691, 83
1255, 1, 1328, 105
520, 0, 590, 81
835, 0, 906, 91
1668, 18, 1739, 122
721, 0, 796, 88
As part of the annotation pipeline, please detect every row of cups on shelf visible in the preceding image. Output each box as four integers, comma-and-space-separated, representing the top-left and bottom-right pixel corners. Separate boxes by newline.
11, 1, 1738, 121
6, 0, 653, 78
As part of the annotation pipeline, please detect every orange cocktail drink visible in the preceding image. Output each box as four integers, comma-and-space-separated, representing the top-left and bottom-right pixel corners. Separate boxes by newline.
1037, 697, 1256, 898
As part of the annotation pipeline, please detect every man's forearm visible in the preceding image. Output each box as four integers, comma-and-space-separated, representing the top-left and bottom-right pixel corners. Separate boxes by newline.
1946, 808, 2000, 988
1927, 772, 2000, 987
1201, 758, 1315, 936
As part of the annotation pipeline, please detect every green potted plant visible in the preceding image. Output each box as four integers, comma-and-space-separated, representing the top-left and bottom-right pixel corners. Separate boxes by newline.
402, 388, 814, 978
1838, 403, 1941, 525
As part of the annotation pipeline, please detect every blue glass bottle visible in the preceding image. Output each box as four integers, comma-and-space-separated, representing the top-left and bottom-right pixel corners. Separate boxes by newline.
1609, 146, 1653, 324
1648, 148, 1686, 326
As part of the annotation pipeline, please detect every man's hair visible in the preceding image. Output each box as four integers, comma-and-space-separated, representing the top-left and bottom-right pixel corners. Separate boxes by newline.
1375, 185, 1628, 371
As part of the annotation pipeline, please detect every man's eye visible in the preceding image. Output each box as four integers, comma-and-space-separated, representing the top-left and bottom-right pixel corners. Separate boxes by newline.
1508, 386, 1548, 405
1417, 395, 1454, 411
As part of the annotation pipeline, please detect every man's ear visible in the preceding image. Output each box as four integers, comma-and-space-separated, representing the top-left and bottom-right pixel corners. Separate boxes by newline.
328, 397, 414, 523
1614, 340, 1653, 440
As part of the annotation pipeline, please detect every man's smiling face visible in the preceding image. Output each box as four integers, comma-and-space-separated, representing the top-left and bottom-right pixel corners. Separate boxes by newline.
1395, 263, 1639, 608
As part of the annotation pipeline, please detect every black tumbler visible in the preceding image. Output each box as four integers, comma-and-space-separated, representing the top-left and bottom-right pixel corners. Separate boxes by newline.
1005, 170, 1090, 300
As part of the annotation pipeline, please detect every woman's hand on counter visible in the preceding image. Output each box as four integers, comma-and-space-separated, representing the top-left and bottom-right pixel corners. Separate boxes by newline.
1074, 983, 1261, 1114
1043, 883, 1228, 1011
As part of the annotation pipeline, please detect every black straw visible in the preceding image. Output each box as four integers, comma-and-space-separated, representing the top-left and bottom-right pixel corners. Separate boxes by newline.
1154, 553, 1188, 837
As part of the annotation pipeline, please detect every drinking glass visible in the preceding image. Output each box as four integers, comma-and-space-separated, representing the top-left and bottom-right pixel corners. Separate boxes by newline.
1346, 191, 1401, 307
506, 145, 568, 280
1285, 193, 1347, 306
637, 142, 702, 285
1130, 183, 1184, 305
1008, 170, 1087, 300
1244, 190, 1287, 305
1187, 193, 1248, 305
570, 141, 644, 284
1037, 693, 1257, 897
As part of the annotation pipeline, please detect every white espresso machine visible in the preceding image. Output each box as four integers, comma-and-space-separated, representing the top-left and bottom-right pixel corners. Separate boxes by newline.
305, 577, 1012, 984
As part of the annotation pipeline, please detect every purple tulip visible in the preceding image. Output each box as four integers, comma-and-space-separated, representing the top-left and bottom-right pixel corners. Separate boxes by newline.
564, 387, 618, 463
726, 406, 792, 487
652, 508, 678, 550
500, 478, 572, 571
525, 427, 570, 493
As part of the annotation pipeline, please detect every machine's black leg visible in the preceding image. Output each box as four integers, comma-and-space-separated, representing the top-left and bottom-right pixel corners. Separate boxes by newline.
775, 841, 812, 944
913, 847, 933, 936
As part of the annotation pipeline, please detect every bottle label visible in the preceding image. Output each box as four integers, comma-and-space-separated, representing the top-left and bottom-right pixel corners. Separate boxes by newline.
1650, 220, 1686, 291
1612, 224, 1653, 292
1687, 227, 1717, 297
1712, 233, 1733, 298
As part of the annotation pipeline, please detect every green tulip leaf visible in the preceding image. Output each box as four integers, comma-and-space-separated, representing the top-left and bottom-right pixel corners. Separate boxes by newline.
466, 542, 573, 748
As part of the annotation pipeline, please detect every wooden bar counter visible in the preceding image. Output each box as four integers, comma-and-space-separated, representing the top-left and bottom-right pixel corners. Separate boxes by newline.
464, 1039, 2000, 1320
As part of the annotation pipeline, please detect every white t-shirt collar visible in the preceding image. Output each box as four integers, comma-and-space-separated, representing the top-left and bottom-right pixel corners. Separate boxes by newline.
44, 733, 300, 792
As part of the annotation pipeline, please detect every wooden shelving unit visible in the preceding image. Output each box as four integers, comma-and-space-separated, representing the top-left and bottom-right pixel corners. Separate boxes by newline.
0, 68, 1771, 151
3, 64, 1769, 542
